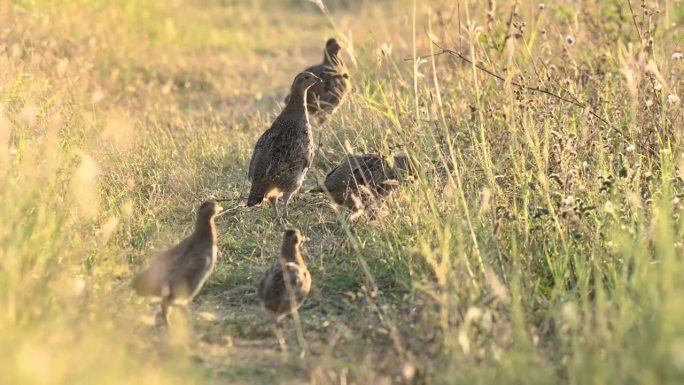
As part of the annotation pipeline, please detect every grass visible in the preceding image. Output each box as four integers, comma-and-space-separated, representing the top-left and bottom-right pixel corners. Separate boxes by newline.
1, 0, 684, 383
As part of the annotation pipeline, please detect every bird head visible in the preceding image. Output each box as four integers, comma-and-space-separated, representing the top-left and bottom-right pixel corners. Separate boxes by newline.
197, 200, 223, 219
281, 229, 307, 262
393, 154, 419, 182
325, 38, 343, 56
283, 228, 303, 246
292, 71, 321, 93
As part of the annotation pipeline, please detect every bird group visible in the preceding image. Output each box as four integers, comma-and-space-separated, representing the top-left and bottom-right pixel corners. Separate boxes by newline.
132, 38, 417, 332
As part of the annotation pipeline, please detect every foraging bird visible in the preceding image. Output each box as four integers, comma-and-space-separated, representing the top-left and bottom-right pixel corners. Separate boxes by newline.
257, 229, 311, 319
310, 153, 417, 213
284, 38, 350, 120
247, 72, 320, 221
132, 200, 222, 328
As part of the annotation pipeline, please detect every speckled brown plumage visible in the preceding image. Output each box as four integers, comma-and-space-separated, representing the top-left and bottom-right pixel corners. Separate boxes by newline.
257, 229, 311, 319
284, 38, 350, 120
310, 154, 417, 212
247, 72, 321, 221
132, 200, 222, 327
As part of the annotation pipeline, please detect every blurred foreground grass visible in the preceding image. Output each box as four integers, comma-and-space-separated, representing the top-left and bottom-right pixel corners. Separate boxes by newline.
1, 0, 684, 384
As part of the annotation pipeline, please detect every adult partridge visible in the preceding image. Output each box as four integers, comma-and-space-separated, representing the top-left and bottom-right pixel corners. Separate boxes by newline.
285, 38, 350, 120
132, 200, 222, 327
310, 154, 417, 213
247, 72, 320, 221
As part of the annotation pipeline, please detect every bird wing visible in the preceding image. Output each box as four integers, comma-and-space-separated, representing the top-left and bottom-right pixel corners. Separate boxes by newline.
367, 155, 401, 195
249, 117, 294, 180
344, 154, 402, 199
248, 129, 271, 180
165, 241, 214, 299
257, 264, 276, 299
267, 121, 312, 177
321, 156, 355, 192
282, 262, 310, 292
131, 237, 191, 297
258, 263, 284, 311
321, 65, 349, 89
334, 155, 382, 187
258, 261, 310, 314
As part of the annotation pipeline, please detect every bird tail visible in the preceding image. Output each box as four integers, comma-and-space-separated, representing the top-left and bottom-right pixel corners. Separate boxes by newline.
247, 185, 265, 207
131, 269, 157, 297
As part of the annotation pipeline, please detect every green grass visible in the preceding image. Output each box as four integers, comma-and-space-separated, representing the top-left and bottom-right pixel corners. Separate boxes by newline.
1, 0, 684, 383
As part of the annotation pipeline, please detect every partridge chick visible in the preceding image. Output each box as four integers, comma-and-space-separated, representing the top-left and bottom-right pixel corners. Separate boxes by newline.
258, 229, 312, 319
247, 72, 320, 221
285, 38, 350, 120
132, 200, 222, 327
311, 154, 417, 213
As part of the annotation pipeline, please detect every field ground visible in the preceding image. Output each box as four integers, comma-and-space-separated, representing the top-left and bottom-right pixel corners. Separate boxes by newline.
2, 0, 684, 384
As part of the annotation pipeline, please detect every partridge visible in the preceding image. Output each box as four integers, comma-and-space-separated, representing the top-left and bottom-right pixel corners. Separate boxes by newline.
285, 38, 350, 120
310, 154, 417, 213
247, 72, 320, 221
257, 229, 312, 319
132, 200, 222, 327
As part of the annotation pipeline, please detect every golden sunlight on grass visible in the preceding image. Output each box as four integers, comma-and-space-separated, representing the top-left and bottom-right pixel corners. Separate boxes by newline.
1, 0, 684, 384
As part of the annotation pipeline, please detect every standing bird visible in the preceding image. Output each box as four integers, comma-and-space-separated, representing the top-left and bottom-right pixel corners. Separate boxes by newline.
310, 153, 418, 214
284, 38, 350, 120
248, 72, 320, 222
257, 229, 312, 320
132, 200, 222, 328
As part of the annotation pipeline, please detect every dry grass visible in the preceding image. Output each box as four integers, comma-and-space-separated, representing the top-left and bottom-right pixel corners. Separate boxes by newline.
2, 0, 684, 384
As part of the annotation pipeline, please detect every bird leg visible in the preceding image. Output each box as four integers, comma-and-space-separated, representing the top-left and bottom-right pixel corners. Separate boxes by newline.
161, 297, 172, 328
281, 193, 293, 222
272, 319, 287, 352
268, 197, 279, 219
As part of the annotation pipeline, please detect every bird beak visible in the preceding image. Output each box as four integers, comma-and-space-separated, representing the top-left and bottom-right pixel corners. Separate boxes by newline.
303, 71, 322, 83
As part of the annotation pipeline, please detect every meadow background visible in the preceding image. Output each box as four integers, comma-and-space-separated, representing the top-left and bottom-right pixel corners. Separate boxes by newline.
1, 0, 684, 384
